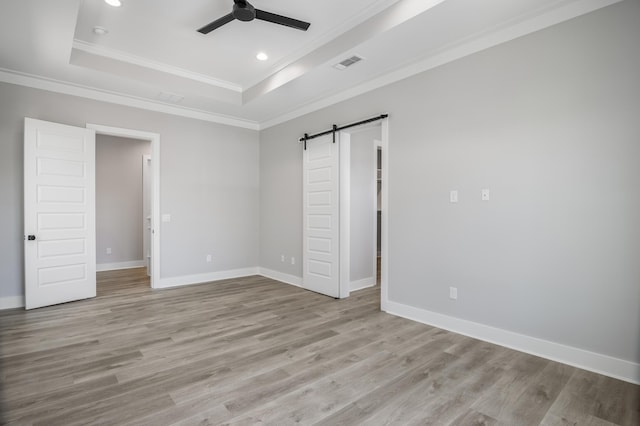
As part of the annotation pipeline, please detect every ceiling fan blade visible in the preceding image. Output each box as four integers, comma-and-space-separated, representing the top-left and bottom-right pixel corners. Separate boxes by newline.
197, 13, 235, 34
255, 9, 310, 31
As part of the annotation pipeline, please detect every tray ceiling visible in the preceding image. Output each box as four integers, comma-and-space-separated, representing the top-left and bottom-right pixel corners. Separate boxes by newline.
0, 0, 622, 128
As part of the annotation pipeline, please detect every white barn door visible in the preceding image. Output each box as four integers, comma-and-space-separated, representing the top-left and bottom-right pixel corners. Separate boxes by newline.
302, 133, 343, 298
24, 118, 96, 310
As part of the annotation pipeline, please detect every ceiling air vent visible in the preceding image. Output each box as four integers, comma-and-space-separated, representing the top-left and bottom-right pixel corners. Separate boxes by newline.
333, 55, 364, 70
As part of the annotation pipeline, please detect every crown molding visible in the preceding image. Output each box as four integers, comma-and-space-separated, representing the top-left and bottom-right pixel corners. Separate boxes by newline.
258, 0, 622, 130
0, 68, 259, 130
72, 40, 242, 92
0, 0, 622, 132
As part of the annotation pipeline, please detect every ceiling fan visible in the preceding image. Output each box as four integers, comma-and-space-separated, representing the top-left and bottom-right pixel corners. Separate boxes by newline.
198, 0, 311, 34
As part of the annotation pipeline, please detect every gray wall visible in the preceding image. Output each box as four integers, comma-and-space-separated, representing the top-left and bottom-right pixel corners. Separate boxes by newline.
0, 82, 259, 299
259, 1, 640, 364
349, 127, 379, 283
96, 135, 150, 265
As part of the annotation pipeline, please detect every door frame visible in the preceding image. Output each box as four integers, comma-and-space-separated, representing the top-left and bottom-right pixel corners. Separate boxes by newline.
374, 139, 382, 284
87, 123, 160, 288
379, 118, 389, 310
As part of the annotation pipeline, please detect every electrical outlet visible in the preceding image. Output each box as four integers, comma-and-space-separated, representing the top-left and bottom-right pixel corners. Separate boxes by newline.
449, 286, 458, 300
291, 257, 295, 265
481, 189, 490, 201
106, 247, 112, 255
206, 254, 212, 263
281, 254, 285, 262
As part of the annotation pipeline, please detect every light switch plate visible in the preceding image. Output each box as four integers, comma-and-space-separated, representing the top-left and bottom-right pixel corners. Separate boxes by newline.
162, 214, 171, 222
450, 190, 458, 203
449, 286, 458, 300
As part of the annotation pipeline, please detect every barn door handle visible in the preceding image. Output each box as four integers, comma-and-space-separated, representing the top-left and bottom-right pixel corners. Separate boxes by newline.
27, 235, 36, 241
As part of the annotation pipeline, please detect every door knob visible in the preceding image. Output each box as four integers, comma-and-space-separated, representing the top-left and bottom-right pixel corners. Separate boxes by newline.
27, 235, 36, 241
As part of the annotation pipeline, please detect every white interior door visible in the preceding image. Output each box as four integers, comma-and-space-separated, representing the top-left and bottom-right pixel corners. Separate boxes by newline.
303, 133, 341, 298
24, 118, 96, 310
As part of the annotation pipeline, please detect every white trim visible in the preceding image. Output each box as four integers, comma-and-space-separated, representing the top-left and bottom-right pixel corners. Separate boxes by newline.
258, 0, 622, 130
384, 299, 640, 385
0, 68, 259, 130
156, 267, 259, 289
96, 260, 146, 272
88, 123, 159, 141
88, 124, 161, 289
380, 119, 389, 311
350, 277, 376, 292
0, 296, 25, 310
73, 40, 242, 92
373, 139, 381, 275
258, 268, 303, 288
339, 132, 351, 299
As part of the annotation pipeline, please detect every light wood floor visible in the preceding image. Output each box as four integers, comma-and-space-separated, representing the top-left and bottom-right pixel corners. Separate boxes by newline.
1, 268, 638, 425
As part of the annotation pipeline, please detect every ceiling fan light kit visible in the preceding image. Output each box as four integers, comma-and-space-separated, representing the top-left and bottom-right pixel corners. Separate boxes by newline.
198, 0, 310, 34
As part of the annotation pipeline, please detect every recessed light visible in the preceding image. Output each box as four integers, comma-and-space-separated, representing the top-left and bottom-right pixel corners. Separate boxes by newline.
256, 52, 268, 61
93, 26, 109, 35
104, 0, 122, 7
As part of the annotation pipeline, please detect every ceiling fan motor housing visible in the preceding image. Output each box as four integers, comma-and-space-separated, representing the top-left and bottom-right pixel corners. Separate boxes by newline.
197, 0, 310, 34
233, 1, 256, 21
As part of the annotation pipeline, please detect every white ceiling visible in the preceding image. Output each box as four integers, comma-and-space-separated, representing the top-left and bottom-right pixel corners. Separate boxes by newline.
0, 0, 621, 129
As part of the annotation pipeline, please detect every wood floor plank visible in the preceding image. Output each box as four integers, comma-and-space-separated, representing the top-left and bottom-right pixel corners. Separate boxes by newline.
1, 268, 638, 425
449, 409, 501, 426
494, 360, 574, 425
542, 369, 640, 426
371, 345, 508, 425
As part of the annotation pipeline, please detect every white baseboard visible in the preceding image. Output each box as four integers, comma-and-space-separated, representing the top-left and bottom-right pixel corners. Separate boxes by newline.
258, 268, 302, 288
96, 260, 146, 272
350, 277, 376, 292
155, 267, 259, 289
384, 299, 640, 385
0, 295, 25, 310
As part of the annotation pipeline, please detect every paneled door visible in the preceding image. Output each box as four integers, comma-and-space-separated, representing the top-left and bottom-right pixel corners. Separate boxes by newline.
302, 133, 341, 298
24, 118, 96, 309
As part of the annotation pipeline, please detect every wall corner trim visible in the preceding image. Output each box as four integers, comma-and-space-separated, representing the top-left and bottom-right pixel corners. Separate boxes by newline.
383, 299, 640, 385
258, 268, 302, 288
